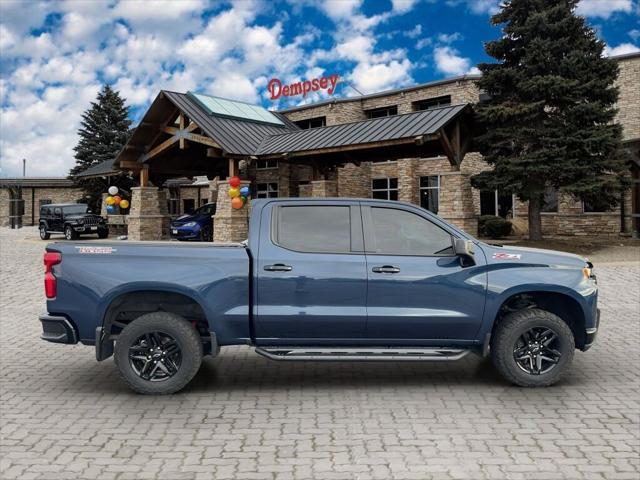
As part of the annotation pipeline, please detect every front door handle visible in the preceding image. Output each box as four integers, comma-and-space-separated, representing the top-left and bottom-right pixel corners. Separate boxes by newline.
372, 265, 401, 274
264, 264, 293, 272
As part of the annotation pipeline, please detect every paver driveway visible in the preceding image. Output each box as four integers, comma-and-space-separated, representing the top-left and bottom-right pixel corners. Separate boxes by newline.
1, 227, 639, 480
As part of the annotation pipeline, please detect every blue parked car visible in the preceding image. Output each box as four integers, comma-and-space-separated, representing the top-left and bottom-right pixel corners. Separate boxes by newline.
169, 203, 216, 241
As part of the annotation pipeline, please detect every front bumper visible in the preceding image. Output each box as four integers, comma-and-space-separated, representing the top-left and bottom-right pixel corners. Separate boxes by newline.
40, 314, 78, 344
583, 308, 600, 351
73, 224, 107, 233
170, 226, 200, 239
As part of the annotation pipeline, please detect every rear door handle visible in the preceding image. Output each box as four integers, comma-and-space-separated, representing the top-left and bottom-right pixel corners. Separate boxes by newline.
372, 265, 401, 274
264, 264, 293, 272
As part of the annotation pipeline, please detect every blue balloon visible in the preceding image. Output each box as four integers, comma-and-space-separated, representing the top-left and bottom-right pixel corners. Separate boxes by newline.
106, 205, 116, 214
240, 186, 250, 197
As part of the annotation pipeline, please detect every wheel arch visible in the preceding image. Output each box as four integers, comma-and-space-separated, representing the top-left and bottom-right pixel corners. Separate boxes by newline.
98, 286, 216, 359
490, 290, 587, 349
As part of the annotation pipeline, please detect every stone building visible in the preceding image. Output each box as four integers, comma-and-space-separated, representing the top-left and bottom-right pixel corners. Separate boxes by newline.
0, 178, 84, 227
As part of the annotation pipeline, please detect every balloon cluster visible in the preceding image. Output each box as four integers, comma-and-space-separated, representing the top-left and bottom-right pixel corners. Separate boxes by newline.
227, 176, 250, 210
105, 186, 129, 214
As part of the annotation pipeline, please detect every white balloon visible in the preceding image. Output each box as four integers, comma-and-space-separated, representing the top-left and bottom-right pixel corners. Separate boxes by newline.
108, 186, 118, 195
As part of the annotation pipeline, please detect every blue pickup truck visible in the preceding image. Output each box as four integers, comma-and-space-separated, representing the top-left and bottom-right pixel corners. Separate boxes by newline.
40, 198, 599, 394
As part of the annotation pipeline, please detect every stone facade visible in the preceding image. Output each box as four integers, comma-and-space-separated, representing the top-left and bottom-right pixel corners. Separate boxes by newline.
268, 54, 639, 237
212, 180, 250, 243
0, 185, 84, 227
127, 187, 170, 241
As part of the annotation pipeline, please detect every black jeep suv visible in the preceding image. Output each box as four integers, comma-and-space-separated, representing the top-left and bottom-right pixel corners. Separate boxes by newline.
39, 203, 108, 240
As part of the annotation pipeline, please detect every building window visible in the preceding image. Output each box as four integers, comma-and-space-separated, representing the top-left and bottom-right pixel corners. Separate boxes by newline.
480, 190, 513, 218
413, 95, 451, 111
372, 178, 398, 200
294, 116, 326, 129
256, 160, 278, 169
183, 199, 195, 214
541, 188, 558, 213
201, 198, 208, 206
420, 176, 440, 214
256, 182, 278, 198
583, 200, 609, 213
366, 105, 398, 119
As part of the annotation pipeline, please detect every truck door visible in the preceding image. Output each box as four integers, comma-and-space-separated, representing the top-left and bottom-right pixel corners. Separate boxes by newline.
362, 204, 487, 343
255, 201, 367, 344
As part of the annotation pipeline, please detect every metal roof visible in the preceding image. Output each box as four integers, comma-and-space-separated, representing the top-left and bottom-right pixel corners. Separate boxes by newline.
0, 177, 76, 188
256, 104, 469, 155
74, 159, 119, 178
163, 91, 295, 155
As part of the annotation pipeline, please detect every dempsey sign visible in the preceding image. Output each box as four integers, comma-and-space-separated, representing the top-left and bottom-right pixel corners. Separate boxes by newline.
267, 74, 340, 100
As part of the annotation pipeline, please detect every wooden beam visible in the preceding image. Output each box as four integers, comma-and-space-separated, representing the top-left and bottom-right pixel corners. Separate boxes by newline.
179, 114, 185, 149
438, 128, 458, 167
119, 160, 141, 169
140, 166, 149, 187
183, 132, 221, 149
140, 135, 179, 162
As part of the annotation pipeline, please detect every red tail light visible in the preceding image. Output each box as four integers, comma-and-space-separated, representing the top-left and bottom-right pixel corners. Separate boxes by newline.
44, 252, 62, 299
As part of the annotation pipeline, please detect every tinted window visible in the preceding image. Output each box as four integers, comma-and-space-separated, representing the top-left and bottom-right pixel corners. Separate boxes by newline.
277, 206, 351, 253
197, 203, 216, 216
63, 205, 89, 215
369, 207, 453, 256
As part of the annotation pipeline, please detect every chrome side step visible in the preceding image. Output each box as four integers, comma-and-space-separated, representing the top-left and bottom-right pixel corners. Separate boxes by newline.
255, 346, 470, 362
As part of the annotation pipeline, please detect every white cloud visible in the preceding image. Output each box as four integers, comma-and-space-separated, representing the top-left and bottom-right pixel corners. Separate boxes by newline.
629, 29, 640, 41
391, 0, 420, 14
405, 24, 422, 38
603, 42, 640, 56
437, 32, 463, 44
447, 0, 499, 15
319, 0, 363, 20
350, 59, 413, 93
576, 0, 634, 19
416, 37, 433, 49
433, 46, 476, 75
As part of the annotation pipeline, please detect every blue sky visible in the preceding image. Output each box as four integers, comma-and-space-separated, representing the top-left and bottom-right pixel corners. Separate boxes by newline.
0, 0, 638, 177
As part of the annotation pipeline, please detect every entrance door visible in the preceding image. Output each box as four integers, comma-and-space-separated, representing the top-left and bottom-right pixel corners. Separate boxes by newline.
255, 201, 368, 344
362, 204, 487, 343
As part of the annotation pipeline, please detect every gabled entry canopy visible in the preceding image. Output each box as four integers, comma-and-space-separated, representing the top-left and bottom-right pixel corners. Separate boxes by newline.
113, 89, 474, 184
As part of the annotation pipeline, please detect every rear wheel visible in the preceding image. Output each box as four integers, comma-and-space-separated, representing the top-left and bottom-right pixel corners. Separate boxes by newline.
64, 225, 77, 240
114, 312, 203, 394
39, 225, 50, 240
491, 308, 574, 387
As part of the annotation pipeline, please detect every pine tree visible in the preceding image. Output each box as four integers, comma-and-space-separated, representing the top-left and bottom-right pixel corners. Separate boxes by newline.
471, 0, 627, 240
69, 85, 132, 209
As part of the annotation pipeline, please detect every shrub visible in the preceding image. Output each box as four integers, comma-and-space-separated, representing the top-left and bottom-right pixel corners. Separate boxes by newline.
478, 215, 497, 237
483, 216, 513, 239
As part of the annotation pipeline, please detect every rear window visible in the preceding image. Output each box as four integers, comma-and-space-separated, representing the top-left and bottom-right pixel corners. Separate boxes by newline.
276, 206, 351, 253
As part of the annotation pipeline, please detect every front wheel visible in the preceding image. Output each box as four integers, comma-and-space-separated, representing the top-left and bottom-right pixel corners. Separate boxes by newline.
64, 225, 77, 240
491, 308, 574, 387
114, 312, 203, 394
200, 225, 212, 242
98, 229, 109, 239
39, 225, 50, 240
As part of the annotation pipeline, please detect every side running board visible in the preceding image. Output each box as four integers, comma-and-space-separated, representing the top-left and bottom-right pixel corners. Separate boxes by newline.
255, 346, 470, 362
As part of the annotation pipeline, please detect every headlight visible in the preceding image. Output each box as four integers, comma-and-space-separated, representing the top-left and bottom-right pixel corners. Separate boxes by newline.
76, 219, 84, 225
183, 222, 197, 227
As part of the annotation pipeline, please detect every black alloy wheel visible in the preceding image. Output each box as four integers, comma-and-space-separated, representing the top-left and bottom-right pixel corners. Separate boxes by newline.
128, 331, 182, 382
200, 226, 212, 242
64, 225, 77, 240
512, 326, 562, 375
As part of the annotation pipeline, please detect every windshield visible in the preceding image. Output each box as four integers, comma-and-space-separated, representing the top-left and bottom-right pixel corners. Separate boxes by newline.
197, 204, 216, 216
63, 205, 89, 215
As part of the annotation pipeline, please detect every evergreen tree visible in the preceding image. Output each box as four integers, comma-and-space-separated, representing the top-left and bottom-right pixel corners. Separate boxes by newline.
69, 85, 132, 209
471, 0, 627, 240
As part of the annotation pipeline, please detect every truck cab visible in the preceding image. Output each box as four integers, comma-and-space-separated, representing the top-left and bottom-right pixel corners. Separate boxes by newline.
40, 198, 599, 394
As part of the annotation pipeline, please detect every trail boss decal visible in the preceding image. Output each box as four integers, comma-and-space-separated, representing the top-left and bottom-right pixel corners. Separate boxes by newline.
75, 246, 116, 254
493, 252, 522, 260
267, 74, 340, 100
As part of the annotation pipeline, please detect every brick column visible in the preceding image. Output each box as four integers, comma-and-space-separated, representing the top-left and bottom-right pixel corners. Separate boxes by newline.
310, 179, 338, 197
398, 158, 418, 204
338, 162, 371, 198
213, 180, 250, 243
127, 187, 170, 241
298, 184, 313, 197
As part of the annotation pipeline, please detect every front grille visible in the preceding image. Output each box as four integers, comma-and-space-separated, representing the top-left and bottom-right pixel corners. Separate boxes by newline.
83, 217, 100, 226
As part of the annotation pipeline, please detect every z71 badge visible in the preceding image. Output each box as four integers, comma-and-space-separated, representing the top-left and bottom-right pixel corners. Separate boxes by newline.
493, 252, 521, 260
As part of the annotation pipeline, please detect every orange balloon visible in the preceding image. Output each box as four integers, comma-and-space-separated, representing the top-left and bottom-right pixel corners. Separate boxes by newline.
231, 197, 243, 209
113, 195, 122, 205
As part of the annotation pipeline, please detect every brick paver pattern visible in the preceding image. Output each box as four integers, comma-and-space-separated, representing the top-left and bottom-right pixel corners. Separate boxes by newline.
1, 227, 639, 480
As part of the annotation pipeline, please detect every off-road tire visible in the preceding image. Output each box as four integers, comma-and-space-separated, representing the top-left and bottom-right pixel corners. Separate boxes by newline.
114, 312, 203, 395
39, 225, 50, 240
64, 225, 77, 240
491, 308, 574, 387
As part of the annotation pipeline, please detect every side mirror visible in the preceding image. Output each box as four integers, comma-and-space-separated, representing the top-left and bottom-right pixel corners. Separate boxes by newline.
453, 238, 476, 266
